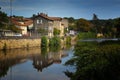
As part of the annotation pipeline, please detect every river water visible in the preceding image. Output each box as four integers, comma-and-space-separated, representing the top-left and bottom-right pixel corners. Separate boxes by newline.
0, 47, 74, 80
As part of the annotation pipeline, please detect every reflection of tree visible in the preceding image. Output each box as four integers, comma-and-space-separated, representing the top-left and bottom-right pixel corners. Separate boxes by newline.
0, 61, 9, 77
0, 48, 41, 78
49, 46, 60, 52
0, 55, 26, 78
0, 47, 69, 79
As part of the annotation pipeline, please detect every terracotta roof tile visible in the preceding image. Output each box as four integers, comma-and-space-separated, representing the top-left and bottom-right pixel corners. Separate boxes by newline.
11, 18, 33, 27
36, 13, 62, 21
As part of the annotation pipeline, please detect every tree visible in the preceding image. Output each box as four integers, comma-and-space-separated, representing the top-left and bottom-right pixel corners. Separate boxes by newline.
65, 41, 120, 80
114, 18, 120, 37
41, 36, 48, 47
66, 17, 76, 30
93, 13, 98, 20
0, 9, 9, 29
37, 28, 48, 35
76, 18, 92, 32
91, 14, 101, 33
8, 24, 21, 33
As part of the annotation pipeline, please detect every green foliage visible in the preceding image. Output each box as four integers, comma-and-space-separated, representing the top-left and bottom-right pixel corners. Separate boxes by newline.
65, 17, 76, 30
76, 18, 92, 32
38, 28, 48, 35
49, 36, 61, 47
0, 10, 9, 29
114, 18, 120, 37
0, 9, 21, 33
64, 27, 68, 34
66, 36, 71, 45
53, 28, 60, 36
65, 41, 120, 80
77, 32, 96, 40
8, 24, 21, 33
92, 14, 99, 20
41, 47, 48, 55
41, 36, 48, 48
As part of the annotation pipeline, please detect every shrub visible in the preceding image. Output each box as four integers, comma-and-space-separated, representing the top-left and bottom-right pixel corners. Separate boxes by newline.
41, 36, 48, 48
77, 32, 96, 40
49, 36, 61, 47
66, 36, 71, 45
65, 41, 120, 80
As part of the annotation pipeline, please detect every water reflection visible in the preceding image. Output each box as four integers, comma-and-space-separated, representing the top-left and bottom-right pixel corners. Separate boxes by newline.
0, 47, 69, 79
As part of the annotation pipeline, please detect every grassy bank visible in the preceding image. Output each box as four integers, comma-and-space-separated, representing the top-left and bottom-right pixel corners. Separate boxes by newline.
65, 40, 120, 80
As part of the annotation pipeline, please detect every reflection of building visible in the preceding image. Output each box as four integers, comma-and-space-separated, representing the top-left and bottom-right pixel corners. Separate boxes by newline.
50, 51, 62, 64
32, 49, 68, 71
32, 54, 53, 72
0, 48, 69, 78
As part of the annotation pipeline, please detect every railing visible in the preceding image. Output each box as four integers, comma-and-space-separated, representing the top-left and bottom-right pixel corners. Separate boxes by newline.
80, 38, 120, 42
0, 36, 41, 40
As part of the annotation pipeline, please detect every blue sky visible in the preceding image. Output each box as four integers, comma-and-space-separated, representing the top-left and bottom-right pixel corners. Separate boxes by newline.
0, 0, 120, 19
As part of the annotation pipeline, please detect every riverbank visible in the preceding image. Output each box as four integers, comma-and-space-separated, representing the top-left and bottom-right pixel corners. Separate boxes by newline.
0, 36, 77, 50
65, 40, 120, 80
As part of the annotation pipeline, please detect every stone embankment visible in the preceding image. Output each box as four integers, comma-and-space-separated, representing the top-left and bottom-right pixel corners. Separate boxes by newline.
0, 38, 41, 50
0, 36, 76, 50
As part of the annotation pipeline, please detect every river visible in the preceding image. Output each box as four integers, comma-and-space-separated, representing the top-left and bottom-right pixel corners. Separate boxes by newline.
0, 46, 74, 80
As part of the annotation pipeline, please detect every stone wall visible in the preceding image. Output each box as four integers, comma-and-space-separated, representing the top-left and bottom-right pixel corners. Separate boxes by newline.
0, 39, 41, 50
0, 36, 76, 50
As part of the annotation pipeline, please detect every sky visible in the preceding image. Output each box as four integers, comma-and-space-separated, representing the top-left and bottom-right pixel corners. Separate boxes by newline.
0, 0, 120, 19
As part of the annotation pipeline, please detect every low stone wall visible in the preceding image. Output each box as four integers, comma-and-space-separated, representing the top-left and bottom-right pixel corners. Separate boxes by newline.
0, 36, 76, 50
0, 38, 41, 50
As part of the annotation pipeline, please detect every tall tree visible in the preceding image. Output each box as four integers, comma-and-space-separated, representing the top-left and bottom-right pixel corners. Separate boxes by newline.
91, 14, 102, 33
76, 18, 92, 32
0, 8, 9, 29
92, 14, 98, 20
114, 18, 120, 37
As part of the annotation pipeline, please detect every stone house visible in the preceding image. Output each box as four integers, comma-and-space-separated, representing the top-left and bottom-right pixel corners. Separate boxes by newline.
11, 17, 33, 36
33, 13, 68, 37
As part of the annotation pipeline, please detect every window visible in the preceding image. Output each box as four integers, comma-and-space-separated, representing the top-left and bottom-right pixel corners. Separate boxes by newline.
40, 20, 43, 24
37, 19, 39, 24
37, 19, 43, 24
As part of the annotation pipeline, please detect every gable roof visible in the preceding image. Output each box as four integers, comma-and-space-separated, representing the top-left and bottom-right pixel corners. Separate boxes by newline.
35, 13, 62, 21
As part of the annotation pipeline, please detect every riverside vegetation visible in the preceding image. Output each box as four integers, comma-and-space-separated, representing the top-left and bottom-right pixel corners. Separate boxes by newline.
41, 36, 71, 49
65, 35, 120, 80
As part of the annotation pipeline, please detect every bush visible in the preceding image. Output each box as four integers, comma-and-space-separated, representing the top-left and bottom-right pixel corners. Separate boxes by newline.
41, 36, 48, 48
66, 36, 71, 45
49, 36, 61, 47
65, 41, 120, 80
53, 28, 60, 36
77, 32, 96, 40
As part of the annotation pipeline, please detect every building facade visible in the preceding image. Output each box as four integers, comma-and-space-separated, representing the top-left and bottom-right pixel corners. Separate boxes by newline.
33, 13, 68, 37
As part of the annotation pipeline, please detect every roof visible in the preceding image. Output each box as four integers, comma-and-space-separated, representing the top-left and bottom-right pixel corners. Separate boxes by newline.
11, 17, 33, 27
35, 13, 62, 21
